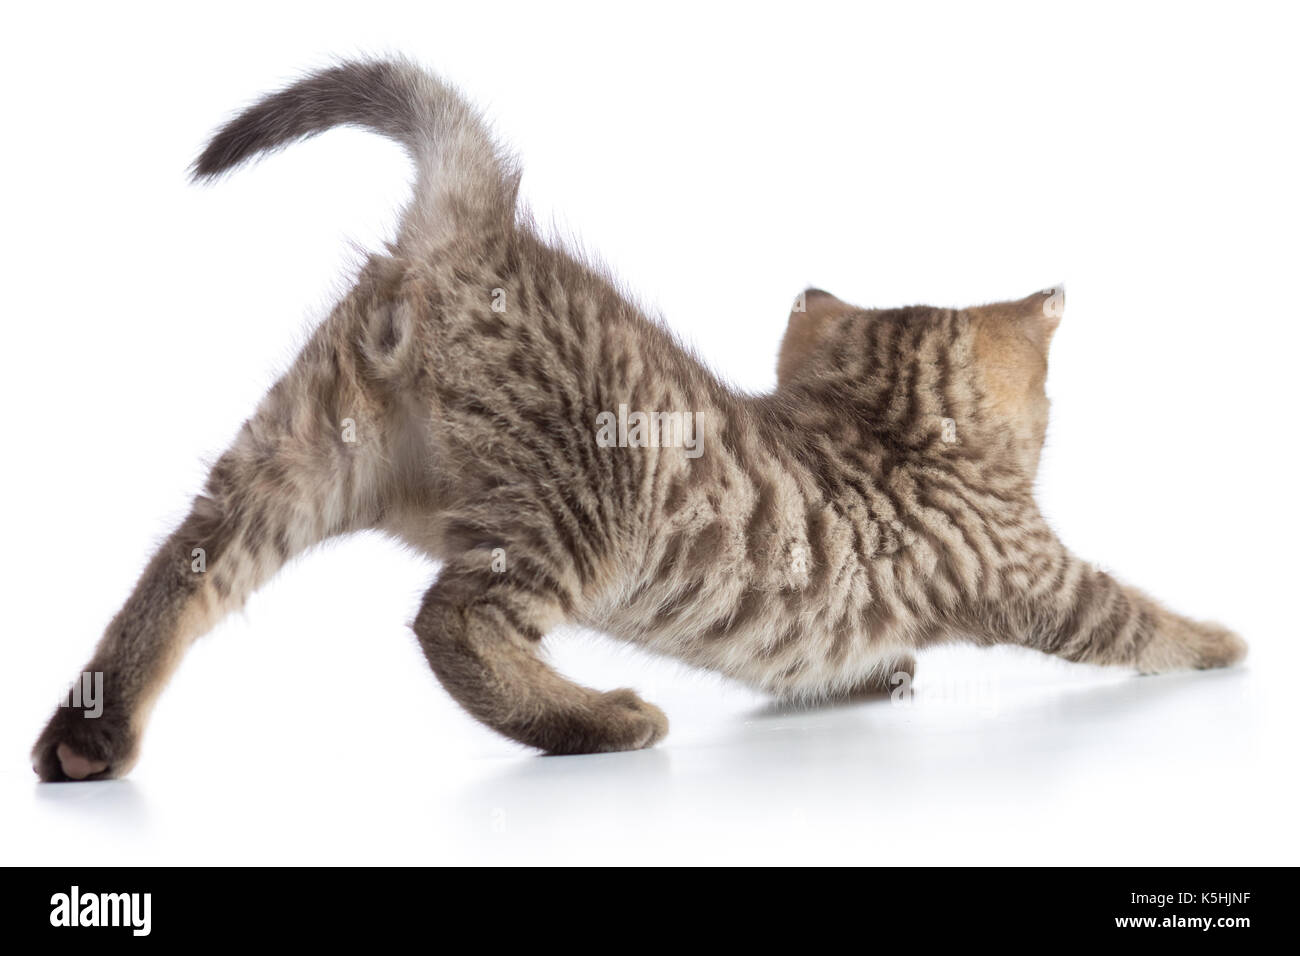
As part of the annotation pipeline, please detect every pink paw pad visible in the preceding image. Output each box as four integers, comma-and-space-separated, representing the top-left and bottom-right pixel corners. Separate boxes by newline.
56, 743, 108, 780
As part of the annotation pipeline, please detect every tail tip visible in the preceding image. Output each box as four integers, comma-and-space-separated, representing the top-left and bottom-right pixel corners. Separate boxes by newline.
188, 141, 235, 183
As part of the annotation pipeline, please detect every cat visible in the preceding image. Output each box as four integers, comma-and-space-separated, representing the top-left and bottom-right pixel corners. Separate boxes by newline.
32, 58, 1246, 780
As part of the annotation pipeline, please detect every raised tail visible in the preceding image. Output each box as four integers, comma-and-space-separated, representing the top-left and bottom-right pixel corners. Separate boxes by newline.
192, 58, 520, 245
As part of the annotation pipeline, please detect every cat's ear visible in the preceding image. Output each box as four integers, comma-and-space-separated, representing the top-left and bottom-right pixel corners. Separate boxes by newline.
1009, 285, 1065, 354
778, 288, 856, 386
967, 285, 1064, 356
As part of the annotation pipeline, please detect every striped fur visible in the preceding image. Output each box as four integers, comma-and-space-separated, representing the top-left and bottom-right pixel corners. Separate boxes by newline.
33, 60, 1245, 779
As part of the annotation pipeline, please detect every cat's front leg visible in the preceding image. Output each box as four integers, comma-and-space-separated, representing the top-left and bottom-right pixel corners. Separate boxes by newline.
1127, 606, 1246, 674
836, 654, 917, 698
988, 555, 1246, 673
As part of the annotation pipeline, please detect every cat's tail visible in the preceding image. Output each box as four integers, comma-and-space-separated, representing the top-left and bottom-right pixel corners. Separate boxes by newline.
191, 58, 520, 247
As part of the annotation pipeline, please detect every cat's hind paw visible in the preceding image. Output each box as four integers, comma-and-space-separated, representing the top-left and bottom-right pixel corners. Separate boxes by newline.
31, 705, 137, 782
543, 688, 669, 755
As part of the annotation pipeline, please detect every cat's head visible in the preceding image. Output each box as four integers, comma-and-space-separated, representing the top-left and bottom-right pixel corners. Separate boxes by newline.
777, 286, 1064, 477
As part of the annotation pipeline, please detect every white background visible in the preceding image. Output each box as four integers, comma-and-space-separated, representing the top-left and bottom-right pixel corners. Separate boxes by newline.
2, 1, 1297, 865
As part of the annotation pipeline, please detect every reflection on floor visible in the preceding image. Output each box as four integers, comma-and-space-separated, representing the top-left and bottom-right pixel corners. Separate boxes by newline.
12, 642, 1287, 865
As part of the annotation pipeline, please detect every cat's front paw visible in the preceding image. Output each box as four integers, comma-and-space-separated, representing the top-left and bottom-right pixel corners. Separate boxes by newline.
1137, 617, 1248, 674
1189, 622, 1248, 670
31, 702, 138, 782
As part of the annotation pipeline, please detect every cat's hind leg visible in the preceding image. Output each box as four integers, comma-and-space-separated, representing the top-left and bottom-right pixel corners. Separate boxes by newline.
414, 552, 668, 754
32, 313, 400, 781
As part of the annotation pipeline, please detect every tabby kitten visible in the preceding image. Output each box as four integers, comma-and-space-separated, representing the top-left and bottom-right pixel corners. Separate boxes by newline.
32, 59, 1246, 780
